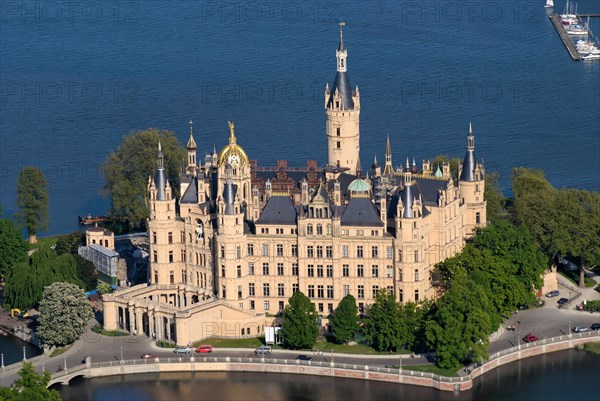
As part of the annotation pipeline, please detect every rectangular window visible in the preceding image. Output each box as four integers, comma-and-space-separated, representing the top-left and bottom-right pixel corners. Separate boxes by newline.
476, 212, 481, 224
327, 285, 334, 299
399, 289, 403, 303
371, 230, 379, 236
326, 246, 333, 258
152, 232, 157, 244
317, 246, 323, 258
262, 263, 269, 276
336, 127, 341, 136
279, 301, 284, 311
263, 283, 270, 297
182, 269, 187, 283
168, 232, 173, 244
278, 283, 285, 297
181, 250, 186, 262
307, 225, 313, 235
250, 300, 255, 310
372, 285, 379, 299
336, 141, 341, 149
307, 246, 314, 258
343, 285, 349, 296
291, 245, 298, 257
328, 303, 334, 313
292, 283, 299, 294
357, 246, 363, 258
317, 285, 324, 299
277, 263, 284, 276
238, 285, 243, 299
358, 303, 364, 313
292, 263, 299, 276
264, 301, 270, 310
237, 265, 242, 278
414, 250, 419, 263
307, 265, 314, 277
342, 245, 349, 258
248, 263, 255, 275
318, 303, 324, 313
398, 249, 403, 262
236, 246, 241, 259
357, 265, 364, 277
277, 244, 284, 256
372, 265, 379, 278
371, 246, 378, 258
399, 268, 403, 282
317, 265, 323, 277
247, 244, 254, 256
308, 285, 315, 298
414, 290, 419, 302
387, 265, 393, 278
168, 251, 174, 263
414, 269, 419, 281
262, 244, 269, 256
220, 246, 225, 258
326, 265, 333, 278
249, 283, 255, 296
358, 285, 364, 299
342, 264, 349, 277
169, 270, 174, 284
276, 228, 284, 234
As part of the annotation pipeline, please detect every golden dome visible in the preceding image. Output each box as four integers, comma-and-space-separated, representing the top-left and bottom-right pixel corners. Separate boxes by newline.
218, 121, 250, 168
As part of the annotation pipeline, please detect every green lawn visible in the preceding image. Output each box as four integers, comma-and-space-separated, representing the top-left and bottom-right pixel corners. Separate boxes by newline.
192, 337, 265, 348
312, 341, 410, 355
402, 364, 460, 377
49, 346, 70, 358
28, 236, 59, 250
582, 342, 600, 356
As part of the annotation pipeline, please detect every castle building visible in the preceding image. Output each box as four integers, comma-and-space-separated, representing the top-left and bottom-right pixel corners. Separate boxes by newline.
103, 26, 486, 346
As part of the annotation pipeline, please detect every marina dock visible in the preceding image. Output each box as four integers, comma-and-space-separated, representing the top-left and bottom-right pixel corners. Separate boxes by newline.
549, 14, 582, 61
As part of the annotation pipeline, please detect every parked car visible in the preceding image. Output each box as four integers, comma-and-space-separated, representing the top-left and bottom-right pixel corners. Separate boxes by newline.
255, 345, 272, 355
572, 326, 589, 333
591, 323, 600, 331
141, 353, 157, 359
195, 345, 213, 353
296, 355, 312, 361
545, 290, 560, 298
522, 333, 538, 343
173, 346, 193, 354
557, 298, 569, 305
517, 304, 529, 310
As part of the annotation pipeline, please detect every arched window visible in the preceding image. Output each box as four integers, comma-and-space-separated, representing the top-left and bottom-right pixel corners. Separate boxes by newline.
316, 224, 323, 235
307, 224, 313, 235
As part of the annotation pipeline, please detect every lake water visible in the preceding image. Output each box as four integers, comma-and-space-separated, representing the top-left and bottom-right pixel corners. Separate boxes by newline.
1, 0, 598, 235
0, 333, 42, 366
57, 349, 600, 401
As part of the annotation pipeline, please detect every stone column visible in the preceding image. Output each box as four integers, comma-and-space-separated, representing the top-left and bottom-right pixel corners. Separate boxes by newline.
166, 318, 171, 341
128, 308, 135, 334
149, 312, 155, 339
136, 310, 143, 336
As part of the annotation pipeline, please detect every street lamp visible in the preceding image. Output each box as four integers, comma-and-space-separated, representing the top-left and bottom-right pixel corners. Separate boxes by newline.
1, 353, 4, 371
120, 345, 123, 362
63, 356, 67, 374
22, 346, 26, 361
569, 320, 572, 336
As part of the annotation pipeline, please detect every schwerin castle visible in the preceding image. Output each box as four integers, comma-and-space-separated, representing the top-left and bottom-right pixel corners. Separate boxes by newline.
103, 27, 486, 346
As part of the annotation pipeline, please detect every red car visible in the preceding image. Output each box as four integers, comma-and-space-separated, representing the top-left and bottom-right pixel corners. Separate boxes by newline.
141, 353, 157, 359
522, 333, 538, 343
195, 345, 213, 353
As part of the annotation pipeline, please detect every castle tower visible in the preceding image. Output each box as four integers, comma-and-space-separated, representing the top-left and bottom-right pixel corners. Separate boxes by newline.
186, 120, 197, 174
383, 135, 393, 176
325, 22, 360, 170
148, 142, 182, 285
458, 122, 486, 235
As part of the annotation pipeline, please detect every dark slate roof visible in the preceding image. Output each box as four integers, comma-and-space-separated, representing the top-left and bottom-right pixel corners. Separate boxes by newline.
460, 148, 476, 182
388, 182, 421, 219
223, 181, 236, 215
327, 71, 354, 110
256, 196, 298, 225
326, 173, 357, 196
413, 177, 448, 206
340, 197, 383, 227
154, 168, 167, 201
180, 177, 198, 204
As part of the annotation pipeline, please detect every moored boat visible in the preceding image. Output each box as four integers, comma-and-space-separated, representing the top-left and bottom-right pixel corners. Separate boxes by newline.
78, 214, 109, 225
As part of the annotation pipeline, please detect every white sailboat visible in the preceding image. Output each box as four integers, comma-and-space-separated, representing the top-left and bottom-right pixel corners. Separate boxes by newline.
545, 0, 554, 8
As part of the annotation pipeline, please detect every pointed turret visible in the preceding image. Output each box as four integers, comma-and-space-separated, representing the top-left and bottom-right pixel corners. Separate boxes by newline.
327, 21, 354, 110
355, 157, 362, 177
187, 120, 197, 150
460, 122, 477, 182
186, 120, 197, 171
154, 141, 167, 201
383, 135, 394, 176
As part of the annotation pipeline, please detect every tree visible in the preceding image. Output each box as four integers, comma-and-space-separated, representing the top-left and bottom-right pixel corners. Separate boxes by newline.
54, 231, 85, 255
363, 289, 404, 352
75, 254, 98, 291
101, 128, 186, 233
97, 281, 113, 296
430, 155, 462, 182
37, 282, 93, 346
282, 291, 319, 349
484, 171, 507, 224
330, 294, 359, 344
15, 167, 49, 243
0, 362, 61, 401
0, 206, 28, 279
2, 246, 83, 310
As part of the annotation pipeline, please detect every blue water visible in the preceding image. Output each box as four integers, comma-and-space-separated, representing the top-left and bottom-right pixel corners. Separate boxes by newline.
1, 0, 599, 235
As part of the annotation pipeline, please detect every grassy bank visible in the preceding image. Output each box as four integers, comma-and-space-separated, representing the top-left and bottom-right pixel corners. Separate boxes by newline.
582, 342, 600, 356
28, 236, 60, 250
402, 364, 460, 377
49, 345, 71, 358
192, 337, 265, 348
559, 270, 596, 288
312, 341, 409, 355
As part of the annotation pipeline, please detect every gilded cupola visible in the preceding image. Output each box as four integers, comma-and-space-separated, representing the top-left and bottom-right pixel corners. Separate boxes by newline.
218, 121, 250, 168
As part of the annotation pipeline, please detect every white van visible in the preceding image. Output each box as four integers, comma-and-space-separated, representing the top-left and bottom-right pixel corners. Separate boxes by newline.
255, 345, 272, 355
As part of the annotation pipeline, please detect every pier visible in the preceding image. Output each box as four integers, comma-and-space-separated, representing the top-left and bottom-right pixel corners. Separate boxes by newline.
549, 14, 582, 61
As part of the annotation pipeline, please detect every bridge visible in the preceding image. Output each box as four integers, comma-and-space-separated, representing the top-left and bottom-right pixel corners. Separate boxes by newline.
46, 332, 600, 392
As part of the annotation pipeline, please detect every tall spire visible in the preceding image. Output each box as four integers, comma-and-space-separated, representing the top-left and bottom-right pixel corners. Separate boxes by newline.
336, 21, 348, 73
187, 120, 197, 150
355, 157, 362, 177
383, 135, 393, 176
154, 141, 167, 200
460, 122, 477, 182
338, 20, 345, 51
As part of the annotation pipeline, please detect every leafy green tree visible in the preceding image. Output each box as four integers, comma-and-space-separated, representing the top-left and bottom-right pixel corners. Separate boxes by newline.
363, 289, 404, 352
37, 282, 93, 346
484, 171, 507, 224
330, 294, 359, 344
97, 281, 113, 296
15, 167, 49, 243
430, 155, 461, 182
425, 278, 492, 369
75, 254, 98, 291
0, 362, 61, 401
0, 206, 28, 279
55, 231, 85, 255
3, 246, 83, 310
282, 291, 319, 349
101, 128, 186, 233
398, 300, 433, 353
